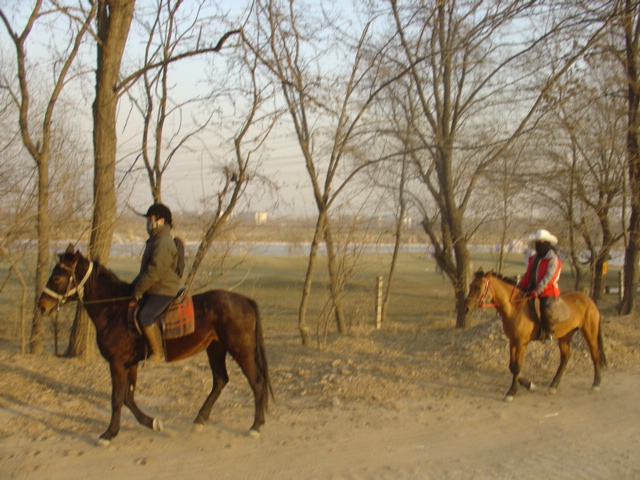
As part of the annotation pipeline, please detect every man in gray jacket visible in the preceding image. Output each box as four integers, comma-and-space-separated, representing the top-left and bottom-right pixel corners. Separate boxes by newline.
133, 203, 182, 365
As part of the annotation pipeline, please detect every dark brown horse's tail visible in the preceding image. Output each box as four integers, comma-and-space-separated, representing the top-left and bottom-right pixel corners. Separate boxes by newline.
598, 317, 608, 369
250, 298, 275, 409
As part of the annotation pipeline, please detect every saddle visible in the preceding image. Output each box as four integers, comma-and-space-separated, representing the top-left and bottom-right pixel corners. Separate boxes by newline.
528, 296, 571, 325
128, 294, 195, 340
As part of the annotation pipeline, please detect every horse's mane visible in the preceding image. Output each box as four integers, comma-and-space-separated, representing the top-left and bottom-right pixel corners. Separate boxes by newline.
94, 260, 130, 287
63, 252, 131, 288
487, 271, 520, 288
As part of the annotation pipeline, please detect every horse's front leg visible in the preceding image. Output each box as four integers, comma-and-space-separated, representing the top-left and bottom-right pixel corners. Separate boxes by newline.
505, 342, 530, 402
97, 363, 127, 446
124, 365, 162, 432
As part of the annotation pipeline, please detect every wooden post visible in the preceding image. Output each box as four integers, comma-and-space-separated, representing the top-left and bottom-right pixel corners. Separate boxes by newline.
619, 270, 624, 304
53, 313, 59, 356
375, 276, 383, 329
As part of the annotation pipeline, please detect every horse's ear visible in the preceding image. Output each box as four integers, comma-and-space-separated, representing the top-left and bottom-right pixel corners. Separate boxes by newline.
58, 243, 74, 260
476, 267, 484, 274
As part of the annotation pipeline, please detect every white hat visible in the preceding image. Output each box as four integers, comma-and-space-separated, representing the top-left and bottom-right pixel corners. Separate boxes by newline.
530, 229, 558, 245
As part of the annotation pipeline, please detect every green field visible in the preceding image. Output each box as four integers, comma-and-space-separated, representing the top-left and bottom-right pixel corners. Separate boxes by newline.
0, 249, 623, 351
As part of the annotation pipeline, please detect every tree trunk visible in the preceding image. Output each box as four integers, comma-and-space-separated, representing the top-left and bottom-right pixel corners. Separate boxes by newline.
453, 243, 471, 329
423, 217, 472, 329
30, 155, 50, 353
298, 213, 325, 345
620, 0, 640, 315
592, 257, 606, 303
323, 220, 346, 335
382, 194, 407, 325
381, 220, 403, 326
66, 0, 135, 358
620, 211, 639, 314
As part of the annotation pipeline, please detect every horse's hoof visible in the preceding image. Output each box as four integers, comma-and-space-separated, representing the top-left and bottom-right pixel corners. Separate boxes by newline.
529, 382, 536, 392
248, 428, 260, 438
503, 395, 514, 403
592, 385, 601, 393
96, 438, 111, 447
548, 387, 557, 395
192, 423, 204, 433
153, 417, 164, 432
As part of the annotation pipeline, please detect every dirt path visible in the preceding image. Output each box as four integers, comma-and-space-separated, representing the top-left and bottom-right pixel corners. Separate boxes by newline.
1, 315, 639, 479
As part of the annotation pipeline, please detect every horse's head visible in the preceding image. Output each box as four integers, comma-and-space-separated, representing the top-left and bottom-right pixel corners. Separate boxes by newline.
465, 268, 493, 313
38, 243, 92, 316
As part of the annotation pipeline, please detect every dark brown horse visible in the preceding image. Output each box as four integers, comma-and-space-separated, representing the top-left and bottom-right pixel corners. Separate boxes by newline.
465, 268, 606, 402
38, 244, 273, 446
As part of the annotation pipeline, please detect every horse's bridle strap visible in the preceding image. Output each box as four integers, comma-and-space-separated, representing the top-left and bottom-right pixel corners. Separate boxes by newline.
474, 277, 524, 309
43, 261, 93, 302
478, 278, 498, 308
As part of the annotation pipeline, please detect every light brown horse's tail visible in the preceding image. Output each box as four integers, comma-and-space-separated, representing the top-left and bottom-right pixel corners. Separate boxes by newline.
250, 298, 275, 409
598, 316, 608, 369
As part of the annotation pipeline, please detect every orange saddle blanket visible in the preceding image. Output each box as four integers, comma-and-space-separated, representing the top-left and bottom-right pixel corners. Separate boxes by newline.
129, 295, 195, 340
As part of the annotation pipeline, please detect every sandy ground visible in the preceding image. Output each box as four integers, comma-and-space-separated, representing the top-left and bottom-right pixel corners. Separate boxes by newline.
1, 312, 639, 480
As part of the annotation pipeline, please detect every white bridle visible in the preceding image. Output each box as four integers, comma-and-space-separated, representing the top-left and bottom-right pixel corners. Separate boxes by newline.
43, 261, 94, 304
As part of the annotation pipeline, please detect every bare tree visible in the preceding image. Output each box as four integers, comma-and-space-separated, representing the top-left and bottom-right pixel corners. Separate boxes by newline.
66, 0, 135, 358
127, 0, 225, 203
0, 0, 97, 353
119, 0, 259, 292
245, 0, 394, 344
66, 0, 241, 357
367, 80, 416, 326
182, 44, 273, 298
546, 62, 626, 302
615, 0, 640, 314
0, 79, 30, 353
388, 0, 609, 328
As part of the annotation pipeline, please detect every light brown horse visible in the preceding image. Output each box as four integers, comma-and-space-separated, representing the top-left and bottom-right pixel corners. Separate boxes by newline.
465, 268, 606, 401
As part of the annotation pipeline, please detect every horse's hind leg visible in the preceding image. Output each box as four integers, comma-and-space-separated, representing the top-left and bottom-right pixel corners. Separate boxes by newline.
549, 334, 574, 394
231, 349, 268, 436
583, 323, 604, 391
193, 343, 228, 432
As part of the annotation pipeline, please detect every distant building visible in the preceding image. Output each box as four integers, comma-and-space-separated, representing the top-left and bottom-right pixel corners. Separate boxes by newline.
371, 215, 413, 228
254, 211, 268, 225
235, 211, 268, 225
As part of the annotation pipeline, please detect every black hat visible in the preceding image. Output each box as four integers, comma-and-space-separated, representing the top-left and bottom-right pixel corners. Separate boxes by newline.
144, 203, 172, 226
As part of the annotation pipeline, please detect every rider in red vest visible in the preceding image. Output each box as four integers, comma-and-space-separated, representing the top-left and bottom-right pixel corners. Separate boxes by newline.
517, 229, 562, 342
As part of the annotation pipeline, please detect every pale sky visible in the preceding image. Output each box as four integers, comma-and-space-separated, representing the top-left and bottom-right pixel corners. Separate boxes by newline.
0, 0, 357, 219
118, 0, 315, 218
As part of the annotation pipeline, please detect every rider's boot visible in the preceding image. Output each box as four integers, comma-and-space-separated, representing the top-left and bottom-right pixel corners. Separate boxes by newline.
143, 324, 165, 366
540, 311, 554, 343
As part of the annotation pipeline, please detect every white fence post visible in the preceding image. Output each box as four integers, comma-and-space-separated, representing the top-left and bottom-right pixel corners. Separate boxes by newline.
376, 276, 383, 329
